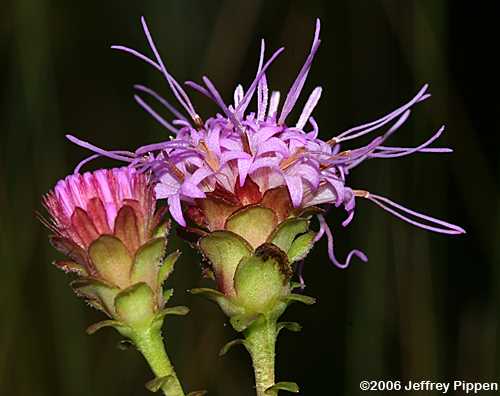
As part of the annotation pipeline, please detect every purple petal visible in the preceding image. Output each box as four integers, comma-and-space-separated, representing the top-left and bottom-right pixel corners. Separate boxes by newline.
168, 195, 186, 227
284, 174, 304, 207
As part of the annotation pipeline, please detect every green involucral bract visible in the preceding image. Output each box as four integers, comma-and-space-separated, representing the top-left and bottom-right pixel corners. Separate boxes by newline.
65, 221, 189, 396
193, 205, 317, 395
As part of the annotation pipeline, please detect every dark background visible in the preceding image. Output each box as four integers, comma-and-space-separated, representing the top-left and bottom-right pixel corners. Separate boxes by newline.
1, 1, 498, 395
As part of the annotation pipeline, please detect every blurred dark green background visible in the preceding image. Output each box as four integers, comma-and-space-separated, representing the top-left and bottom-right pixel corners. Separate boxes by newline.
1, 1, 497, 395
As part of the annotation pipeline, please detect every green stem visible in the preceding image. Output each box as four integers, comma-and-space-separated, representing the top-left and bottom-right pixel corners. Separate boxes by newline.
244, 317, 278, 396
131, 326, 185, 396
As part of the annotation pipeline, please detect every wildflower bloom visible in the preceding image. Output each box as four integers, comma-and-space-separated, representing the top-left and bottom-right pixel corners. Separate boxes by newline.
68, 17, 464, 273
41, 167, 183, 327
42, 167, 189, 396
43, 167, 156, 255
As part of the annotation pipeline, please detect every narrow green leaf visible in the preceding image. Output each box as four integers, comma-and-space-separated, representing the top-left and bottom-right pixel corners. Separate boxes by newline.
189, 287, 225, 299
265, 382, 299, 394
189, 288, 244, 317
276, 322, 302, 334
116, 339, 134, 350
284, 293, 316, 305
230, 313, 260, 332
86, 320, 125, 335
219, 338, 247, 356
145, 375, 175, 392
156, 306, 190, 318
187, 391, 208, 396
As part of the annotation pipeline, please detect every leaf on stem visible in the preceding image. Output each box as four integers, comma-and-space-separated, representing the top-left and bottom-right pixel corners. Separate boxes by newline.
219, 338, 247, 356
145, 375, 175, 392
283, 293, 316, 305
229, 313, 260, 332
276, 322, 302, 335
265, 382, 300, 394
156, 306, 190, 318
86, 320, 125, 335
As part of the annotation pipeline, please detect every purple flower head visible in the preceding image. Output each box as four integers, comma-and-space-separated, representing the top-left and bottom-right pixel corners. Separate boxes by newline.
69, 17, 464, 271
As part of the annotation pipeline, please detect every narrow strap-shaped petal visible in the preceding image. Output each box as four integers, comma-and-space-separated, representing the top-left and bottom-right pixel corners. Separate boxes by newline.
284, 174, 304, 208
167, 194, 186, 227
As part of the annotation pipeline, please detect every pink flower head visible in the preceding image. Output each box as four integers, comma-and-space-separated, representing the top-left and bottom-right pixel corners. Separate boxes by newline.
68, 17, 465, 271
42, 167, 162, 275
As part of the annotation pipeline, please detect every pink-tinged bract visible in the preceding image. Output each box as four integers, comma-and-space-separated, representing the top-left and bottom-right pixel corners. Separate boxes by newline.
42, 167, 159, 259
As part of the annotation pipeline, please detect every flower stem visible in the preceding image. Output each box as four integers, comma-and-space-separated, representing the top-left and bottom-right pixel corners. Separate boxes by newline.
131, 326, 185, 396
244, 317, 278, 396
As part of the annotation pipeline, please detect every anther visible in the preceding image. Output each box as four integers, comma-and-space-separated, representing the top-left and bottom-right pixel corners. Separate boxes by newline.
327, 137, 339, 146
193, 114, 204, 130
166, 158, 185, 182
353, 189, 370, 198
280, 147, 306, 170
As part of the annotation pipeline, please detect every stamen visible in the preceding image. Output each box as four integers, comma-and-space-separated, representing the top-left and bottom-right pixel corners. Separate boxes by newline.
134, 94, 179, 134
201, 76, 252, 154
110, 45, 162, 71
280, 147, 306, 170
317, 214, 368, 269
296, 86, 322, 129
198, 140, 220, 172
334, 84, 429, 143
73, 151, 135, 174
353, 189, 370, 198
279, 19, 321, 125
296, 259, 306, 290
134, 84, 187, 121
257, 74, 268, 122
370, 126, 450, 158
165, 158, 185, 182
66, 135, 135, 163
360, 192, 466, 234
236, 46, 285, 116
268, 91, 281, 118
140, 17, 200, 124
